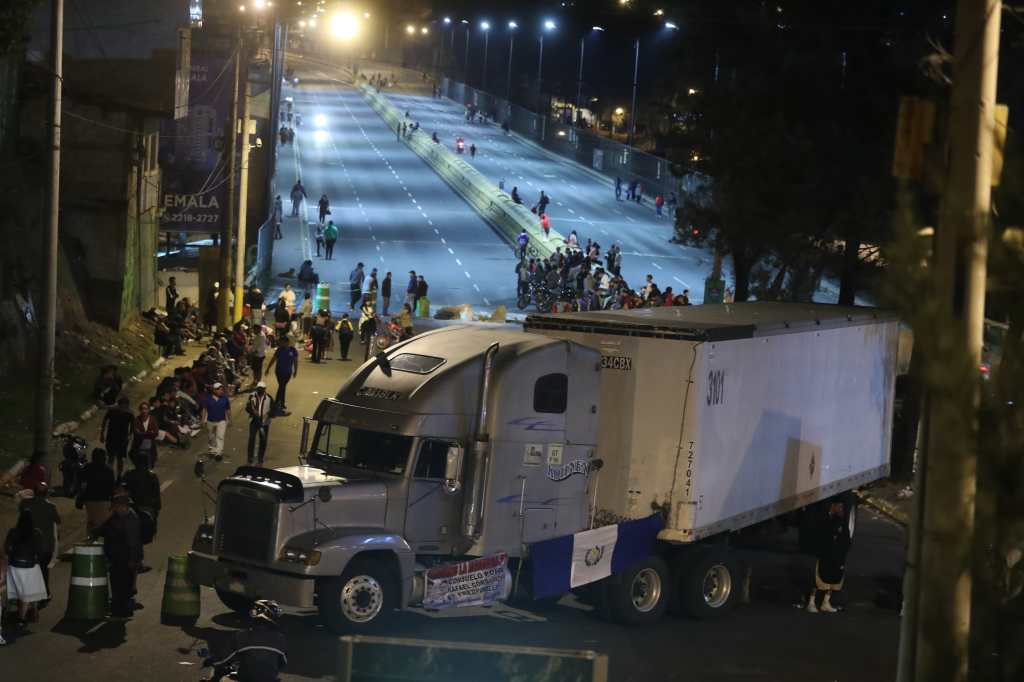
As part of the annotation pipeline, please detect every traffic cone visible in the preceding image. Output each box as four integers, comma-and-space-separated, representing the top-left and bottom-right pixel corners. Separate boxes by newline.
160, 555, 200, 624
66, 542, 109, 620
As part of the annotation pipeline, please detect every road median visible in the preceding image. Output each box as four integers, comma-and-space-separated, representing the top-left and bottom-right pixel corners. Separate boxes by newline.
357, 82, 564, 261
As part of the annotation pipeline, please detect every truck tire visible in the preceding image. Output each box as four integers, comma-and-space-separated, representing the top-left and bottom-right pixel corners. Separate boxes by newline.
843, 494, 858, 540
673, 549, 739, 619
319, 556, 397, 633
604, 556, 670, 625
215, 589, 254, 615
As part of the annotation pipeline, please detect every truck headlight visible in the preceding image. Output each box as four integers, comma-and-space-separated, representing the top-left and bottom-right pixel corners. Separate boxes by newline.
280, 546, 322, 566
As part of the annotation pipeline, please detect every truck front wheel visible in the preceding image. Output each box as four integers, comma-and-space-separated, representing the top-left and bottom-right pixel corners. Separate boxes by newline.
604, 556, 670, 625
673, 549, 739, 619
319, 557, 397, 633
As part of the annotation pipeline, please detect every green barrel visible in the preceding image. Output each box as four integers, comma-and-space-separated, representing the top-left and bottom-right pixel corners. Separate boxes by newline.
66, 542, 109, 620
417, 296, 430, 318
161, 555, 201, 623
316, 282, 331, 314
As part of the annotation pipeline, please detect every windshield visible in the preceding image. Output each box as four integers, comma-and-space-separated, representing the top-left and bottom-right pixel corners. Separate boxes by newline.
312, 423, 412, 475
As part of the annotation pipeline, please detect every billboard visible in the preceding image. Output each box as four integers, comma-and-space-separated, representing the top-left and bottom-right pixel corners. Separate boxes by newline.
159, 48, 240, 234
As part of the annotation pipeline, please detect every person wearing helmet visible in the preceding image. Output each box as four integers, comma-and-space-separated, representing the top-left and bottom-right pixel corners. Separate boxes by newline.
204, 600, 288, 682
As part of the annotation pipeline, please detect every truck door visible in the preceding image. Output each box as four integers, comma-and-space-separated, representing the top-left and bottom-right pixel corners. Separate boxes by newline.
404, 438, 464, 554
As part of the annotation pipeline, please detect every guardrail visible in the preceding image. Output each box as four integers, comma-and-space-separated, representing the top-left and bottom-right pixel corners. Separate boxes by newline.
358, 82, 564, 261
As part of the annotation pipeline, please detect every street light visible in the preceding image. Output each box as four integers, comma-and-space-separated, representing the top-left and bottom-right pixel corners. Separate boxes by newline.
576, 26, 605, 124
480, 21, 491, 89
537, 19, 556, 107
506, 20, 517, 99
462, 20, 470, 82
420, 27, 428, 35
329, 12, 359, 39
406, 24, 415, 35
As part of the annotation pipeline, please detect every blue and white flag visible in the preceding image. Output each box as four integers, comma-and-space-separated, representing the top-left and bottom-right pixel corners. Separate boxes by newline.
530, 514, 664, 600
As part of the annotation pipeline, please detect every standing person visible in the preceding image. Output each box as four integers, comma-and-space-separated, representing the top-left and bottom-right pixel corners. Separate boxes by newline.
245, 382, 273, 466
469, 143, 476, 158
280, 283, 297, 314
415, 275, 429, 316
404, 271, 417, 309
310, 319, 326, 363
121, 458, 161, 559
18, 483, 60, 598
4, 509, 48, 629
100, 397, 134, 479
298, 292, 314, 338
16, 451, 49, 493
516, 230, 529, 260
667, 191, 678, 218
273, 194, 283, 225
249, 325, 268, 386
131, 401, 159, 470
317, 194, 330, 224
313, 222, 325, 257
336, 314, 355, 360
680, 289, 692, 306
165, 276, 179, 311
806, 502, 852, 614
537, 190, 550, 215
540, 213, 551, 239
273, 297, 290, 339
724, 287, 735, 304
380, 272, 392, 316
615, 176, 622, 201
92, 493, 142, 620
358, 299, 377, 361
655, 194, 665, 216
516, 259, 531, 298
511, 187, 522, 204
201, 383, 231, 462
324, 221, 339, 260
266, 336, 299, 417
289, 179, 306, 217
349, 262, 365, 309
78, 449, 115, 532
635, 183, 643, 204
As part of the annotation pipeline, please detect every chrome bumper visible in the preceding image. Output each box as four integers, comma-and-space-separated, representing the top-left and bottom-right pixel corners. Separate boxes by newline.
187, 550, 317, 608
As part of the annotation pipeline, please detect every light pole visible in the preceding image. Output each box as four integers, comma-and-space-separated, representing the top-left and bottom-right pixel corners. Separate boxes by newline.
536, 19, 556, 108
577, 26, 603, 124
627, 21, 678, 147
506, 21, 517, 99
481, 21, 491, 89
461, 19, 470, 82
444, 17, 453, 72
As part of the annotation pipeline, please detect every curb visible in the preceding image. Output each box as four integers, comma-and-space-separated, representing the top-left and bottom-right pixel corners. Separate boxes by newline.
856, 490, 909, 527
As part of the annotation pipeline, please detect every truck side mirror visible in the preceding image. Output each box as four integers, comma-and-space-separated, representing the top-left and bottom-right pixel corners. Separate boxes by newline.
300, 418, 314, 463
444, 445, 464, 493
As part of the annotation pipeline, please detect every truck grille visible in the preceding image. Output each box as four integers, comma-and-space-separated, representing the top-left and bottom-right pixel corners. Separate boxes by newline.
216, 490, 276, 562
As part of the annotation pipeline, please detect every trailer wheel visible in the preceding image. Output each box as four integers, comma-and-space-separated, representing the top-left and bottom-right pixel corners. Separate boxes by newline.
674, 549, 739, 619
215, 589, 254, 615
604, 556, 670, 625
319, 557, 397, 633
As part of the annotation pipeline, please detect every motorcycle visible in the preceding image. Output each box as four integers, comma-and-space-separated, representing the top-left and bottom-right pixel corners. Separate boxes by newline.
58, 433, 89, 498
374, 318, 403, 350
455, 137, 465, 154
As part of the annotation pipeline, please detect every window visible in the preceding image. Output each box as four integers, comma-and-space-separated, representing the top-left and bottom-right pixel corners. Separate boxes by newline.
414, 440, 451, 479
533, 373, 568, 414
312, 424, 412, 475
389, 353, 446, 374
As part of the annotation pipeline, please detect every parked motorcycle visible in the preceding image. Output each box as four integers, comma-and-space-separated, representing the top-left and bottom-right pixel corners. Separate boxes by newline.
58, 433, 89, 498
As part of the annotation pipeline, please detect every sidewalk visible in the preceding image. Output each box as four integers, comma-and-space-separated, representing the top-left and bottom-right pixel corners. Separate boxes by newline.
0, 340, 206, 555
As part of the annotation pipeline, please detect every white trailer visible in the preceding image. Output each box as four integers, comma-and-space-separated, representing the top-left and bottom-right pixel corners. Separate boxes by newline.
526, 303, 898, 542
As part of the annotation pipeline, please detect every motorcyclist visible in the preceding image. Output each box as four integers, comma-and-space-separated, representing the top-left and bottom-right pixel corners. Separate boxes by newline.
203, 600, 287, 682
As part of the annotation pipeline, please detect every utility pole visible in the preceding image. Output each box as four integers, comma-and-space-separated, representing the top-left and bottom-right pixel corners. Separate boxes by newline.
628, 38, 640, 147
218, 33, 242, 330
233, 82, 252, 323
909, 2, 1001, 681
35, 0, 63, 456
575, 37, 585, 118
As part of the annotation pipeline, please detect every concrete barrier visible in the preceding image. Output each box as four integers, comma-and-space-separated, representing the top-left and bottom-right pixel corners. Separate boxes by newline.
358, 83, 564, 261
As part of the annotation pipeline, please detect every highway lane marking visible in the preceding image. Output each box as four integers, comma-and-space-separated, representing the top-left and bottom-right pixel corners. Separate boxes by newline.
567, 208, 575, 214
483, 297, 491, 305
627, 216, 636, 222
448, 247, 454, 254
440, 238, 446, 244
651, 262, 663, 270
456, 259, 463, 266
433, 228, 439, 234
472, 283, 479, 291
464, 271, 471, 278
674, 276, 690, 288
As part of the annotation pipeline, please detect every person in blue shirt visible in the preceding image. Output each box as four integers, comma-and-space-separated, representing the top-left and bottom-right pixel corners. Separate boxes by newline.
266, 336, 299, 417
201, 383, 231, 462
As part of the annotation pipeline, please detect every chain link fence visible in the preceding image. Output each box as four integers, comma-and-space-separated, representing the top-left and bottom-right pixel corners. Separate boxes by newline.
441, 77, 691, 204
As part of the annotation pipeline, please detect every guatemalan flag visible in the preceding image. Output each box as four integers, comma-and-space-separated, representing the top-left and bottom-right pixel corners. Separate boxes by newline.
529, 514, 664, 599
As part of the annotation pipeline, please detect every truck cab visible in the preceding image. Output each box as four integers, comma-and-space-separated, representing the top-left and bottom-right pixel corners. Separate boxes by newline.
189, 326, 601, 631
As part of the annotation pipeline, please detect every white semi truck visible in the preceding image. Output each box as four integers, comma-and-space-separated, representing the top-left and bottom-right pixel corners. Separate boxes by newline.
188, 303, 899, 630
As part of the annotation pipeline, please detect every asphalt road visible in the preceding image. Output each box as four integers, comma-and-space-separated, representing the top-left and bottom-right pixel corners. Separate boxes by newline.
273, 73, 520, 316
383, 90, 725, 303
